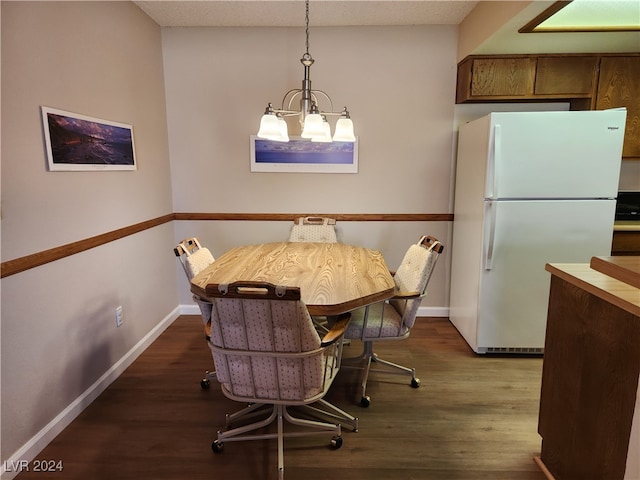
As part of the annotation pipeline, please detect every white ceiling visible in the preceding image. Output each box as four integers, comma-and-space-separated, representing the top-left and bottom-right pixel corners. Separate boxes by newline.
134, 0, 479, 27
133, 0, 640, 55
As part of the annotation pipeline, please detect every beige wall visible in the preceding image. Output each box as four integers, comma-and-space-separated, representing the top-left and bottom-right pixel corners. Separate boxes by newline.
2, 0, 637, 470
2, 0, 636, 472
1, 5, 458, 469
457, 0, 536, 61
163, 25, 458, 309
1, 1, 176, 466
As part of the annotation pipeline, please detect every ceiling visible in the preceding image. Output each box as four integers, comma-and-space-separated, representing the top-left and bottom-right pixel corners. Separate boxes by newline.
134, 0, 480, 27
133, 0, 640, 55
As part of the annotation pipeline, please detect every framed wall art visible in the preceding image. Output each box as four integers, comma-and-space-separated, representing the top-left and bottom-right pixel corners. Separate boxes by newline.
250, 136, 358, 173
41, 106, 137, 171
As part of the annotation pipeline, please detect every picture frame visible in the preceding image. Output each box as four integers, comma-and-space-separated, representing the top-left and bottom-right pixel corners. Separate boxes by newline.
41, 106, 137, 171
250, 136, 358, 173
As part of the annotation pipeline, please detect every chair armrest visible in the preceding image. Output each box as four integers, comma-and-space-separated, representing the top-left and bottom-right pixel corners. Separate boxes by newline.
320, 313, 351, 347
392, 290, 422, 300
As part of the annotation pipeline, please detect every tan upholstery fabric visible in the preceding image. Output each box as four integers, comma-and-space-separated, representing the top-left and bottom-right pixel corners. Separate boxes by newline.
175, 238, 215, 334
185, 247, 215, 279
345, 238, 440, 340
288, 217, 338, 243
345, 302, 406, 339
209, 297, 335, 402
389, 243, 438, 329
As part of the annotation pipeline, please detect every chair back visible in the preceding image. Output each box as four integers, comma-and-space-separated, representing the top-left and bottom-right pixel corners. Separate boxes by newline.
288, 216, 338, 243
174, 237, 216, 335
390, 235, 444, 329
174, 237, 215, 280
206, 281, 342, 404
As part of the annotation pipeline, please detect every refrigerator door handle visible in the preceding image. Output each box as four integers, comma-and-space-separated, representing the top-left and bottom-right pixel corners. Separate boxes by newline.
486, 124, 500, 200
483, 201, 497, 271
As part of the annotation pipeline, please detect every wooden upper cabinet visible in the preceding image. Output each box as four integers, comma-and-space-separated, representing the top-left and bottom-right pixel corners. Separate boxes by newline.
470, 57, 536, 97
457, 54, 597, 103
596, 56, 640, 158
456, 53, 640, 158
534, 56, 598, 95
457, 57, 536, 102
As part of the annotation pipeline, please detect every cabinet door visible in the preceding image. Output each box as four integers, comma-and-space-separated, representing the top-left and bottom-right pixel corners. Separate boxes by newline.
596, 56, 640, 158
535, 56, 598, 95
470, 58, 536, 97
612, 231, 640, 256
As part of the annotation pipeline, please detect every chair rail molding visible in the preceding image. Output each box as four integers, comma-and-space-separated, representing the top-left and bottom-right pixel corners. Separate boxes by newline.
2, 212, 453, 277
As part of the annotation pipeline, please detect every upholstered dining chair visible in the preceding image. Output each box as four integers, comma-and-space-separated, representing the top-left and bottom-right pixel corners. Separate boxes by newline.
174, 237, 216, 388
288, 216, 338, 243
343, 235, 444, 407
205, 281, 357, 480
288, 217, 339, 335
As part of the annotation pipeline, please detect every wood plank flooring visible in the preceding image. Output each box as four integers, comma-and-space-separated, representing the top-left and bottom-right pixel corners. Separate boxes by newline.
16, 316, 547, 480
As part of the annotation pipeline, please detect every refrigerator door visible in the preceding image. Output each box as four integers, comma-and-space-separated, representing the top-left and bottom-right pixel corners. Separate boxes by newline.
475, 198, 616, 352
486, 110, 626, 200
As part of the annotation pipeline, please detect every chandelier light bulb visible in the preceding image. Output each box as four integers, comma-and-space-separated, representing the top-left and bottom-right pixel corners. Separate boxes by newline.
257, 113, 282, 141
277, 117, 290, 142
312, 118, 332, 142
333, 117, 356, 142
301, 113, 325, 139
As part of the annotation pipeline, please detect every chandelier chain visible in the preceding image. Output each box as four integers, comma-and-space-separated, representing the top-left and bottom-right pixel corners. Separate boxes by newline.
305, 0, 310, 54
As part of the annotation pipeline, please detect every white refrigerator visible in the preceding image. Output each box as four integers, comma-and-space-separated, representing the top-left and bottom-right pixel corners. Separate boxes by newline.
449, 109, 627, 354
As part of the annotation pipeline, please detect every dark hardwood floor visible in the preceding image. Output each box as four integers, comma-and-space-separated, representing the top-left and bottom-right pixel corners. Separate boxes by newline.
16, 316, 547, 480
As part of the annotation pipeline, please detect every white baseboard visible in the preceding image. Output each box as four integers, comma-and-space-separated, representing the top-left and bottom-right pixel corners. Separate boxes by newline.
181, 304, 448, 318
417, 306, 449, 318
1, 307, 181, 480
180, 303, 202, 316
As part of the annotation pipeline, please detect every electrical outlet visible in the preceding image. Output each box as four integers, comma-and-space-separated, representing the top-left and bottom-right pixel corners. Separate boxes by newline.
115, 306, 124, 327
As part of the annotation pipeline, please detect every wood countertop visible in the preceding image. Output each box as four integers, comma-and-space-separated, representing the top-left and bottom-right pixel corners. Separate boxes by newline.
545, 256, 640, 317
590, 256, 640, 289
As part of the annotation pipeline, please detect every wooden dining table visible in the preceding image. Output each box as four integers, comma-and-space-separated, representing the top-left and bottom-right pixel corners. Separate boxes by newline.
190, 242, 396, 316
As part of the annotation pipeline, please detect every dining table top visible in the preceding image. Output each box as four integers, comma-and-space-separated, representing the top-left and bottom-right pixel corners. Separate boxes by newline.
190, 241, 396, 316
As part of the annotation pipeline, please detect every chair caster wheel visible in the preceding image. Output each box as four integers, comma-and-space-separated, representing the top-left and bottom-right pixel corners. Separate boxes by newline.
201, 379, 211, 389
411, 378, 420, 388
212, 440, 224, 453
360, 396, 370, 408
331, 436, 343, 449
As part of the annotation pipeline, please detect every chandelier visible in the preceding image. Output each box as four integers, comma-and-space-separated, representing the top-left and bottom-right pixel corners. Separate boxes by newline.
256, 0, 355, 143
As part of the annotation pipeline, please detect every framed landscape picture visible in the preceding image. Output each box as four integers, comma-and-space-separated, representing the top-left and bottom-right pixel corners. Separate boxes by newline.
41, 106, 137, 171
250, 136, 358, 173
